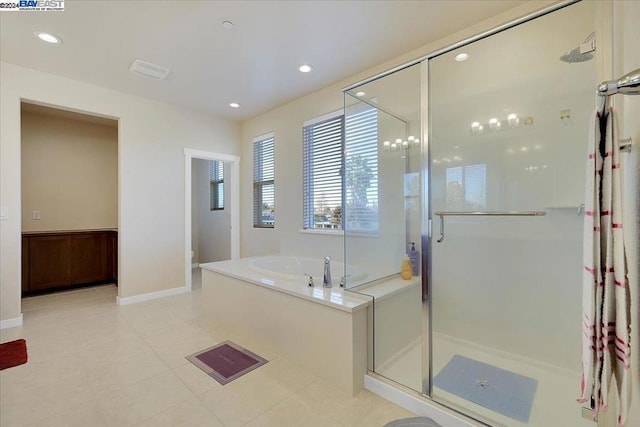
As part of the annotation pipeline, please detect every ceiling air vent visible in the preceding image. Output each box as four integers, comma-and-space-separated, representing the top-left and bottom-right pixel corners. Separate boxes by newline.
129, 59, 170, 80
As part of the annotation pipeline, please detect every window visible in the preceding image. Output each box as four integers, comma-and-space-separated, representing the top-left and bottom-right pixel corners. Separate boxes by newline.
210, 160, 224, 210
344, 106, 378, 232
303, 106, 378, 231
445, 163, 487, 210
303, 113, 343, 230
253, 133, 275, 228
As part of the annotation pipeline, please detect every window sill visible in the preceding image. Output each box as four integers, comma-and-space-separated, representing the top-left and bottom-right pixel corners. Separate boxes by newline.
299, 229, 379, 238
299, 228, 343, 236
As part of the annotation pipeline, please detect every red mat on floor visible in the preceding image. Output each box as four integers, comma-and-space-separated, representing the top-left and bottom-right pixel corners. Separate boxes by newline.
0, 339, 28, 370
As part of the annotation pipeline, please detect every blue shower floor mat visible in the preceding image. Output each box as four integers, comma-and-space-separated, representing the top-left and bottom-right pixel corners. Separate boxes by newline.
433, 355, 538, 423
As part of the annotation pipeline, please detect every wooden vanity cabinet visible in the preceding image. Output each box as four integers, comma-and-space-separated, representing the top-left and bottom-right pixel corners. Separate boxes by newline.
22, 230, 117, 294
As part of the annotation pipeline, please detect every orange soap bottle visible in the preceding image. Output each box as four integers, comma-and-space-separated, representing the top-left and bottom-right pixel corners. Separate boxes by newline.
401, 254, 413, 280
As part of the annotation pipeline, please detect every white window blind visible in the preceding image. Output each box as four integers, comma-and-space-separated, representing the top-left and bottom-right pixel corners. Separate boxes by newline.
209, 160, 224, 210
303, 114, 344, 230
253, 134, 275, 228
303, 106, 378, 231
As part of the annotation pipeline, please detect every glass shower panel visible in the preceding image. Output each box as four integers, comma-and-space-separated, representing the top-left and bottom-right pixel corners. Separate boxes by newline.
344, 63, 424, 391
429, 1, 595, 426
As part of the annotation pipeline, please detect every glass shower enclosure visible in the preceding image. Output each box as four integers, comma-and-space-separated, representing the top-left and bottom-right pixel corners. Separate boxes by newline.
343, 1, 597, 425
344, 63, 424, 392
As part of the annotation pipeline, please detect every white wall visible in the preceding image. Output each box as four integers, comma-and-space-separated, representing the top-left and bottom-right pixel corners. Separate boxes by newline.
429, 0, 595, 371
191, 160, 200, 264
192, 158, 231, 263
240, 88, 343, 259
21, 109, 118, 232
621, 2, 640, 421
0, 62, 240, 323
604, 1, 640, 425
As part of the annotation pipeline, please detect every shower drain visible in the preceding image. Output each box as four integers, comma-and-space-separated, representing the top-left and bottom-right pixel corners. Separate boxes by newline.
475, 378, 495, 390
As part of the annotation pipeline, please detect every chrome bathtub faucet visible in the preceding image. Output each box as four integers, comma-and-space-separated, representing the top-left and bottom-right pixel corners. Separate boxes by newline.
323, 256, 332, 288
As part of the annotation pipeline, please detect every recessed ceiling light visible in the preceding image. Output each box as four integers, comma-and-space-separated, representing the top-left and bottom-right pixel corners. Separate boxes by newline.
222, 21, 234, 29
454, 53, 469, 62
34, 31, 62, 44
356, 91, 366, 97
229, 103, 240, 108
298, 64, 312, 73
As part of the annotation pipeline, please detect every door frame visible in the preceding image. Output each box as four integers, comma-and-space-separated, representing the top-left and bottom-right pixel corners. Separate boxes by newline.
184, 148, 240, 292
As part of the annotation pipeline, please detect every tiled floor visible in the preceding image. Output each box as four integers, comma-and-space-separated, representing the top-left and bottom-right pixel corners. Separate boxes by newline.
0, 270, 414, 426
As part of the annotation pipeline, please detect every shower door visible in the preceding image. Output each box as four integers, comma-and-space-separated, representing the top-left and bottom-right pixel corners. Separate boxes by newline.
428, 1, 596, 425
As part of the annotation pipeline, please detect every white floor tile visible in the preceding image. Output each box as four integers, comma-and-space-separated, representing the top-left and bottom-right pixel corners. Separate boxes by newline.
245, 395, 342, 427
198, 370, 292, 427
1, 277, 413, 427
97, 371, 193, 427
137, 397, 223, 427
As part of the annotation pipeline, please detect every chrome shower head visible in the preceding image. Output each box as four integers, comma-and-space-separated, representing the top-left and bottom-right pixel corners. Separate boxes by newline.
560, 47, 593, 63
560, 32, 595, 63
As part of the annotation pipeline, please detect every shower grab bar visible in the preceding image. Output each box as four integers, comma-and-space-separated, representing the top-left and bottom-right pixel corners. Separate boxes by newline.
433, 210, 547, 243
619, 137, 632, 153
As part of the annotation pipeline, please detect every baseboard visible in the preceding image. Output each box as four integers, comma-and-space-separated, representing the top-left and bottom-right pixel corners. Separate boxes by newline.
0, 314, 24, 329
116, 286, 189, 306
364, 374, 476, 427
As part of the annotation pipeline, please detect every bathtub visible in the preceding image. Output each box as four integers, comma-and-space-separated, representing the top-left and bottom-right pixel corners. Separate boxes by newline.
248, 255, 367, 284
200, 255, 372, 395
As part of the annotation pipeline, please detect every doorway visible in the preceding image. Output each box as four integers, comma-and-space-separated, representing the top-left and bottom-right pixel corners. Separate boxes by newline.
20, 102, 119, 300
184, 149, 240, 292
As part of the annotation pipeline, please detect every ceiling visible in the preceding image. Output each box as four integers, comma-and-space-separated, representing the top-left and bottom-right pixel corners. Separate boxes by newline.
348, 0, 595, 124
1, 0, 527, 121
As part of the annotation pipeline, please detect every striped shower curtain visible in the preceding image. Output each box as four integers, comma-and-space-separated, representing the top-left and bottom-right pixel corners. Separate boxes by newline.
578, 106, 631, 426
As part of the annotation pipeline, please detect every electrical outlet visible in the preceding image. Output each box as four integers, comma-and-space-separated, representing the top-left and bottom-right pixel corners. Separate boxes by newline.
0, 207, 7, 220
32, 210, 41, 220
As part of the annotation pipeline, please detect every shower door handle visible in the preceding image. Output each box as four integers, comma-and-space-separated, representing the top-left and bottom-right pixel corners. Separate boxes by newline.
433, 210, 546, 243
436, 215, 445, 243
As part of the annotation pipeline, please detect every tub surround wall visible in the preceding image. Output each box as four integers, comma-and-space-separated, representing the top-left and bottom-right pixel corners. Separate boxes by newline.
201, 258, 370, 396
366, 279, 422, 375
201, 258, 370, 312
